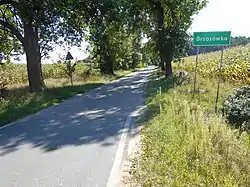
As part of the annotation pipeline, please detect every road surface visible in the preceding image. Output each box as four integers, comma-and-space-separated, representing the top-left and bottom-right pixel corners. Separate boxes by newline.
0, 67, 154, 187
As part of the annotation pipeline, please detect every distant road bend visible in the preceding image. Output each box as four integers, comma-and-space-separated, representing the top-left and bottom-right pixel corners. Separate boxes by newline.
0, 66, 155, 187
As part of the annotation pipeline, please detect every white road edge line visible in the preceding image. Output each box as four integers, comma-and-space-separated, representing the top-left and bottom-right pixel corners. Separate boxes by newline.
106, 113, 133, 187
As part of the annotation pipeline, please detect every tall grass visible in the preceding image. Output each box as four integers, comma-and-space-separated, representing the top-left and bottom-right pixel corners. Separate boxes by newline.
135, 74, 250, 186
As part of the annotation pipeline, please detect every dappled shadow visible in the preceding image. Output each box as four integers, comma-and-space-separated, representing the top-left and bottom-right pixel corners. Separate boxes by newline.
0, 67, 155, 156
0, 83, 103, 125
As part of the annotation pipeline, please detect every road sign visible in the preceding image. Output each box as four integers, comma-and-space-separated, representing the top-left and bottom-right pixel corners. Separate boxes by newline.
66, 52, 74, 60
193, 31, 231, 46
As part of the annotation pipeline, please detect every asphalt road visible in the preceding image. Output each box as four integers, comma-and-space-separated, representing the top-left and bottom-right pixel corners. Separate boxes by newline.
0, 66, 155, 187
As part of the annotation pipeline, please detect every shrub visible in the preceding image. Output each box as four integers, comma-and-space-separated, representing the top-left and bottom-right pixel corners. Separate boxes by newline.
223, 86, 250, 129
175, 70, 190, 85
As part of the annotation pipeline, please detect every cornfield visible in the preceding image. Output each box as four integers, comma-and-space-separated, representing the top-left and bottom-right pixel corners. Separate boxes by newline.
0, 63, 98, 87
175, 45, 250, 84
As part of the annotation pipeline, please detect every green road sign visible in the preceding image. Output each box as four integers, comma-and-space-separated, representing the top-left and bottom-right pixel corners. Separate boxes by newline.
193, 31, 231, 46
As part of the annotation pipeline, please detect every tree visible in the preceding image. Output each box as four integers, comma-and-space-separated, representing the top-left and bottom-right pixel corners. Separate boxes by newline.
82, 0, 147, 74
0, 7, 21, 63
137, 0, 207, 77
0, 0, 85, 92
0, 30, 11, 61
159, 0, 207, 77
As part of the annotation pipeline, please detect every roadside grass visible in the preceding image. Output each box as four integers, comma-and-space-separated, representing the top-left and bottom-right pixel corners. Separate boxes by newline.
135, 71, 250, 186
0, 70, 133, 125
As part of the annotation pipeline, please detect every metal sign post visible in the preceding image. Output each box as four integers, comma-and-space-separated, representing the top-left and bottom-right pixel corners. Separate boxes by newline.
215, 48, 224, 113
193, 31, 231, 113
193, 47, 199, 93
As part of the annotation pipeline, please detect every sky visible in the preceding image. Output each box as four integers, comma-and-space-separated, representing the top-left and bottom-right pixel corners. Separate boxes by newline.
189, 0, 250, 36
14, 0, 250, 64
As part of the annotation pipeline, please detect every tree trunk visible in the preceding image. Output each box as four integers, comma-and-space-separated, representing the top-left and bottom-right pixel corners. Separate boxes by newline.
122, 57, 128, 70
156, 2, 165, 71
24, 23, 44, 92
132, 52, 137, 69
165, 56, 173, 77
100, 53, 114, 74
100, 33, 114, 75
100, 48, 114, 75
164, 42, 174, 78
99, 31, 113, 75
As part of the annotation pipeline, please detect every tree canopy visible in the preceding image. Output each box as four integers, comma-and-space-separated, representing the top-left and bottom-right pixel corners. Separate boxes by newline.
0, 0, 207, 91
0, 0, 85, 91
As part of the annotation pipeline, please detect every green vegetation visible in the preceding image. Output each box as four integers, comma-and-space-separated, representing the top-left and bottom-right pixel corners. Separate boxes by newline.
1, 0, 206, 91
1, 0, 207, 124
223, 86, 250, 129
135, 72, 250, 186
176, 45, 250, 84
135, 45, 250, 186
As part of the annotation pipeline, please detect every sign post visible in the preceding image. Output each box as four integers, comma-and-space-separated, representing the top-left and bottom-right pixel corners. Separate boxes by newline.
65, 51, 74, 85
193, 31, 231, 112
193, 47, 199, 93
215, 48, 224, 113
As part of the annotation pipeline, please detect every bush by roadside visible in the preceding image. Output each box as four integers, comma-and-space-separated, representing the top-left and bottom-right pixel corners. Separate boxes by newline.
223, 86, 250, 130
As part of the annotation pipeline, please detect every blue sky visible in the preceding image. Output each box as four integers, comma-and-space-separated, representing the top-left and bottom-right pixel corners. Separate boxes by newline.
15, 0, 250, 63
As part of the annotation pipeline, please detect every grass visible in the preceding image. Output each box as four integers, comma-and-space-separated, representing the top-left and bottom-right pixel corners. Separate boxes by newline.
0, 70, 133, 125
135, 71, 250, 186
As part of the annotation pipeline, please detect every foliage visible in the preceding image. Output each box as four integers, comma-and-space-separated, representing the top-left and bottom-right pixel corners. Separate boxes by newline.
0, 6, 22, 61
138, 0, 207, 76
0, 0, 89, 91
82, 0, 146, 74
135, 73, 250, 186
174, 70, 191, 85
0, 30, 13, 61
1, 0, 207, 90
176, 45, 250, 84
223, 86, 250, 129
0, 0, 85, 55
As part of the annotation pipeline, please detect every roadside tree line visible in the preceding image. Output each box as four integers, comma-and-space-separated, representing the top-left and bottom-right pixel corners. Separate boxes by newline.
0, 0, 207, 92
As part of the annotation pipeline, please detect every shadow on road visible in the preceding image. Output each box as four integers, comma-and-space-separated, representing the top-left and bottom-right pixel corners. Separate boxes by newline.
0, 83, 104, 125
0, 68, 154, 156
